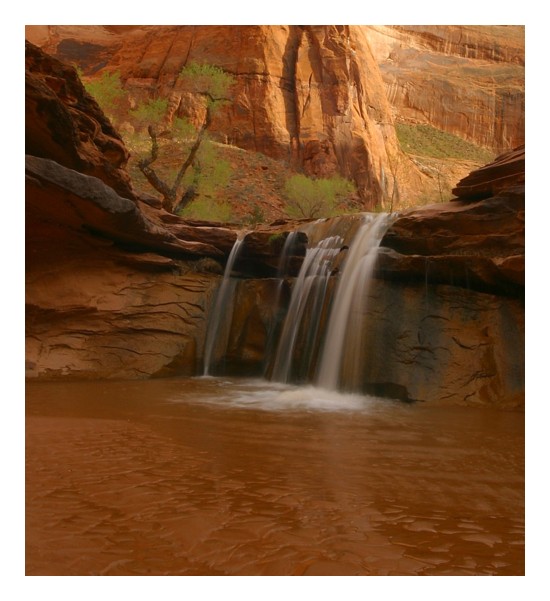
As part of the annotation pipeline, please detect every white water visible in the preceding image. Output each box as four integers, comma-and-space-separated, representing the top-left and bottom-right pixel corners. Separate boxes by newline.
205, 214, 394, 393
203, 236, 245, 375
316, 213, 393, 390
270, 235, 343, 382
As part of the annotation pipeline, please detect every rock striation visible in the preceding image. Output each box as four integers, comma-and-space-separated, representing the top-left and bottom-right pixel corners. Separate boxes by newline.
362, 146, 524, 406
452, 144, 525, 200
366, 25, 525, 152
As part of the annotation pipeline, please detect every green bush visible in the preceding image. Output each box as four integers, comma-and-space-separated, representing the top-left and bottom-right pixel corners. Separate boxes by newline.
178, 197, 233, 222
172, 116, 196, 140
396, 123, 495, 163
284, 174, 355, 219
84, 70, 126, 119
178, 62, 236, 106
130, 98, 169, 127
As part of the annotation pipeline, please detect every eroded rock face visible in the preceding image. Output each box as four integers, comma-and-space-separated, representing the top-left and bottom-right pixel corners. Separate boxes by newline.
26, 250, 214, 380
378, 188, 525, 297
366, 25, 525, 151
377, 146, 525, 298
452, 145, 525, 200
350, 280, 524, 408
363, 147, 524, 406
25, 41, 135, 199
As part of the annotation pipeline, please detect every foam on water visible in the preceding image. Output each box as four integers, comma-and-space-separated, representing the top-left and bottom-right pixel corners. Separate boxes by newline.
180, 377, 393, 413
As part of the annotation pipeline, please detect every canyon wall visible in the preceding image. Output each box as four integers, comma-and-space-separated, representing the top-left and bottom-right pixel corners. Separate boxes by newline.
25, 42, 300, 380
26, 24, 525, 206
26, 24, 426, 207
366, 25, 524, 151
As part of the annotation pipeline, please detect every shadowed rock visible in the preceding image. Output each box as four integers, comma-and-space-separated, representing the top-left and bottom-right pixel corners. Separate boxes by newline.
452, 145, 525, 200
25, 40, 135, 199
378, 148, 525, 297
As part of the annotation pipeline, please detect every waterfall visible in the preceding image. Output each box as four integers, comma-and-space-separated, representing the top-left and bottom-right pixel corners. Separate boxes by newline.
262, 232, 300, 374
270, 235, 343, 383
316, 213, 393, 391
203, 236, 245, 376
202, 212, 393, 394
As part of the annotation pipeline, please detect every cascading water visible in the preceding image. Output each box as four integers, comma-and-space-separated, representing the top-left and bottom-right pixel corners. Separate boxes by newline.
270, 234, 343, 383
262, 232, 300, 373
203, 213, 394, 394
203, 236, 245, 376
316, 213, 394, 391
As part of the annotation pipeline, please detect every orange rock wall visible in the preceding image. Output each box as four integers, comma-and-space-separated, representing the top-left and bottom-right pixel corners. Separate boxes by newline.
366, 25, 525, 151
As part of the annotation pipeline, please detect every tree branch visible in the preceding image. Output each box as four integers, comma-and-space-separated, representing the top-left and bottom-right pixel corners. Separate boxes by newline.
165, 103, 213, 213
138, 125, 173, 203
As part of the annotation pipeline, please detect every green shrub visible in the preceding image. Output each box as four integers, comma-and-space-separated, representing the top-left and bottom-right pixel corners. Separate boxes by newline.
244, 204, 266, 225
178, 197, 233, 222
178, 62, 236, 106
172, 116, 196, 140
284, 174, 355, 219
190, 142, 232, 197
130, 98, 169, 127
396, 123, 495, 163
84, 70, 126, 119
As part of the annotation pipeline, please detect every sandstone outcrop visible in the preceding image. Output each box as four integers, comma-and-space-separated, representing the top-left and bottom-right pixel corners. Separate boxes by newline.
378, 145, 525, 297
25, 40, 135, 199
452, 144, 525, 200
361, 146, 524, 406
366, 25, 524, 152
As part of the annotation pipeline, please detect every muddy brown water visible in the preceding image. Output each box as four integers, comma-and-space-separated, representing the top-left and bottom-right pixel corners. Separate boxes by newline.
26, 377, 524, 576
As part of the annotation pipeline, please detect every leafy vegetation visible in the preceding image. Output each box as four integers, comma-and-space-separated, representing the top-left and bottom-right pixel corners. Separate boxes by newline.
283, 174, 356, 219
177, 197, 234, 222
179, 62, 235, 108
396, 123, 494, 163
130, 98, 169, 128
137, 61, 237, 214
83, 70, 126, 122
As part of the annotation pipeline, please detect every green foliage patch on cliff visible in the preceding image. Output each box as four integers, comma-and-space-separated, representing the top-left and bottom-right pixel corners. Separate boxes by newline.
283, 174, 356, 219
83, 70, 126, 121
396, 123, 494, 163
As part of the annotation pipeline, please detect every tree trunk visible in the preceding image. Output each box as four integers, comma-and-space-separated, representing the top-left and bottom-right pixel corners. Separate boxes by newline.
137, 105, 213, 214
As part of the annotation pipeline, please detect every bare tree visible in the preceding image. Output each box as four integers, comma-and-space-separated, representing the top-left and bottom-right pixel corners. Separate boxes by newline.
137, 63, 235, 214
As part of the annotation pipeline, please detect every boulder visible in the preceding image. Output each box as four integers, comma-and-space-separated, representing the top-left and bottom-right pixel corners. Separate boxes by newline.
378, 147, 525, 297
25, 40, 135, 199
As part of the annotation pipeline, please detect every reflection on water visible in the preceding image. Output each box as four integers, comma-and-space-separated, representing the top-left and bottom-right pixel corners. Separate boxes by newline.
26, 377, 524, 575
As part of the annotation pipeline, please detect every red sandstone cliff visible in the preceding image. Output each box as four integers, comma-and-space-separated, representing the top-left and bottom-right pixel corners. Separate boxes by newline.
366, 25, 524, 152
26, 24, 525, 209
